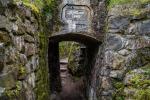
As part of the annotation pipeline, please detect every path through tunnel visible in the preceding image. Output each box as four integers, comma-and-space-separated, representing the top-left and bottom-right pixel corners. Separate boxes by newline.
48, 33, 100, 100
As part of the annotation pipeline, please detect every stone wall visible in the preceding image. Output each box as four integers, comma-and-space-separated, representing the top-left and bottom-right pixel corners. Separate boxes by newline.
0, 1, 49, 100
91, 1, 150, 100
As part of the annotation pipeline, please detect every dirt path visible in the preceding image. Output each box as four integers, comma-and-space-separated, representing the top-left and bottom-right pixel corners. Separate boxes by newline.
59, 58, 86, 100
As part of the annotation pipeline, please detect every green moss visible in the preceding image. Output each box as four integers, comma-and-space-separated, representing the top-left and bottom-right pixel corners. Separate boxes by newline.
140, 0, 150, 4
4, 81, 21, 99
127, 47, 150, 69
112, 81, 125, 100
108, 0, 150, 8
114, 82, 125, 89
35, 31, 49, 100
108, 0, 132, 7
136, 89, 150, 100
130, 74, 144, 88
23, 3, 40, 13
18, 65, 26, 75
130, 8, 142, 16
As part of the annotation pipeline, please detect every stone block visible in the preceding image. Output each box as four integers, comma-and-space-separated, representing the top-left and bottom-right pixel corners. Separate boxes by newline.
112, 54, 125, 70
108, 16, 129, 33
0, 31, 11, 44
138, 20, 150, 36
0, 71, 17, 90
13, 36, 24, 52
24, 34, 35, 43
106, 34, 124, 51
25, 43, 36, 57
110, 70, 124, 80
0, 15, 12, 32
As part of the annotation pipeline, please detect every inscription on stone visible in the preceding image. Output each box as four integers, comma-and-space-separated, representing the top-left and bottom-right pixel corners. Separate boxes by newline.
62, 5, 91, 32
65, 7, 88, 21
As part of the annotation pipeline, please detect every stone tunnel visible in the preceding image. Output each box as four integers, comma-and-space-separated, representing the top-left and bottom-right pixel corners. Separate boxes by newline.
48, 0, 102, 99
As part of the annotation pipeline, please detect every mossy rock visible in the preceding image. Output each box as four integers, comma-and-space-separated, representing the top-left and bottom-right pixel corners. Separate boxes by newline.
0, 31, 11, 45
127, 47, 150, 69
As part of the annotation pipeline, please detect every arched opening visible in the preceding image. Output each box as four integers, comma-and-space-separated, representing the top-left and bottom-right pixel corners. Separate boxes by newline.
48, 33, 100, 100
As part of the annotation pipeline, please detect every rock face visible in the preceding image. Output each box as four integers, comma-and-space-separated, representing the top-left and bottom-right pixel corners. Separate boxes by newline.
0, 1, 49, 100
90, 1, 150, 100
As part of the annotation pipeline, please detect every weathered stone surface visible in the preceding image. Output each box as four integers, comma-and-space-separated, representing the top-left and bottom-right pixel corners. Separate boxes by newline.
106, 34, 124, 51
19, 54, 27, 65
24, 19, 36, 35
25, 56, 38, 73
13, 36, 24, 51
138, 20, 150, 36
126, 47, 150, 69
0, 71, 17, 89
104, 51, 113, 67
118, 49, 130, 56
108, 16, 129, 33
0, 31, 11, 44
125, 36, 150, 50
0, 15, 12, 31
5, 47, 17, 64
62, 5, 91, 32
25, 9, 31, 18
0, 2, 40, 99
100, 1, 150, 100
101, 90, 114, 96
112, 54, 125, 70
26, 73, 35, 88
110, 70, 124, 79
101, 77, 112, 90
25, 43, 36, 57
24, 34, 34, 43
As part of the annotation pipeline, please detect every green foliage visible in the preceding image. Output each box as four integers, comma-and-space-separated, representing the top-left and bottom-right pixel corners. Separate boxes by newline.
59, 42, 80, 59
35, 32, 49, 100
108, 0, 132, 7
4, 81, 21, 99
18, 65, 26, 76
108, 0, 150, 8
112, 80, 125, 100
130, 74, 144, 88
114, 82, 125, 89
23, 3, 40, 13
126, 64, 150, 99
136, 89, 150, 100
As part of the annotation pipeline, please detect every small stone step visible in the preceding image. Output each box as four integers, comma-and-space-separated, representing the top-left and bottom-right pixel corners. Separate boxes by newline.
60, 74, 68, 78
60, 66, 67, 70
60, 58, 68, 64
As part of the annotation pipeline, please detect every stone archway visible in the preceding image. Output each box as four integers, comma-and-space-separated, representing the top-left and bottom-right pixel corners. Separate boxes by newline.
48, 33, 100, 99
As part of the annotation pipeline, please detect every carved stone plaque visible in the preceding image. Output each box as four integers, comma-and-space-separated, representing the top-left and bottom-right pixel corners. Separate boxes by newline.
65, 7, 88, 21
62, 5, 91, 32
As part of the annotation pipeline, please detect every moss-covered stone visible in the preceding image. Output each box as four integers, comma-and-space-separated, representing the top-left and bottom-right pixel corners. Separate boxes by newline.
135, 89, 150, 100
108, 0, 150, 8
127, 47, 150, 69
35, 34, 49, 100
123, 63, 150, 99
3, 81, 23, 100
112, 80, 125, 100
